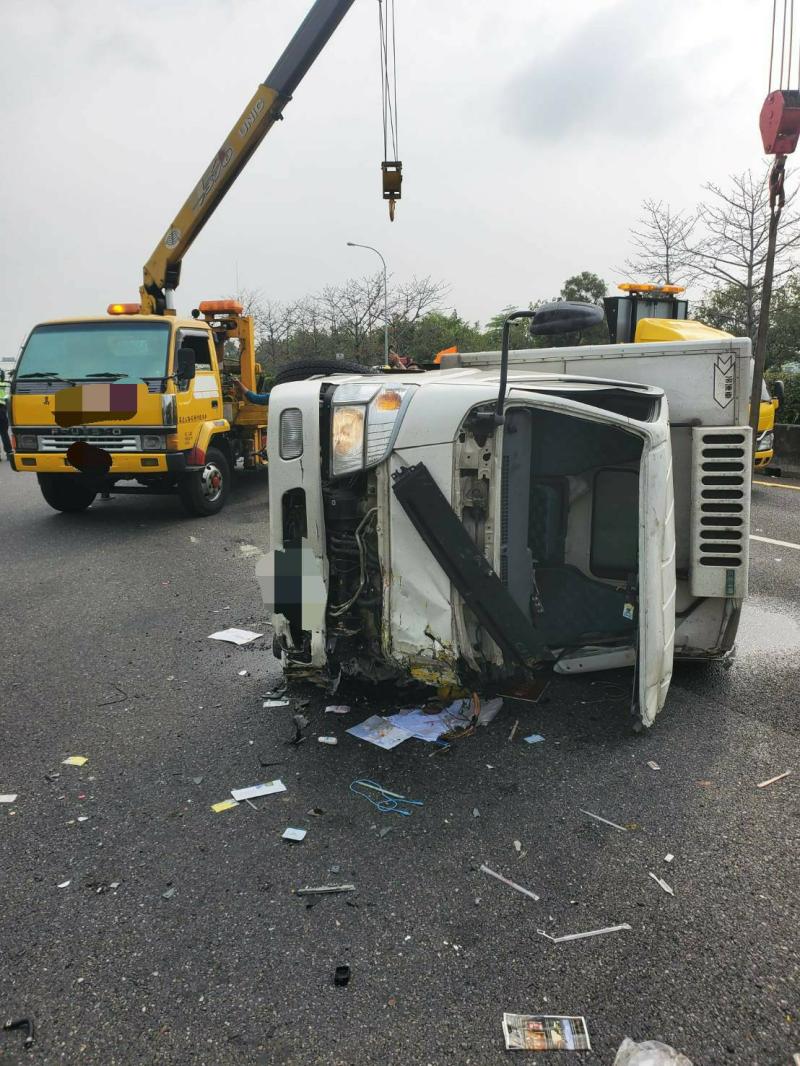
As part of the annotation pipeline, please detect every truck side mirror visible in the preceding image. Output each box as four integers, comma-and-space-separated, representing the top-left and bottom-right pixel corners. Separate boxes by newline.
176, 347, 196, 381
530, 301, 604, 337
772, 378, 785, 407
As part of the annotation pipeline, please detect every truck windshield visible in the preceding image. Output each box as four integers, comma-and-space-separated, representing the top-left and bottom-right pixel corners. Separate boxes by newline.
15, 322, 170, 385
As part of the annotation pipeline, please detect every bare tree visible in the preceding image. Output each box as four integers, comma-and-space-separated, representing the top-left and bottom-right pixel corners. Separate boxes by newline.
623, 200, 698, 287
689, 167, 800, 340
392, 276, 449, 323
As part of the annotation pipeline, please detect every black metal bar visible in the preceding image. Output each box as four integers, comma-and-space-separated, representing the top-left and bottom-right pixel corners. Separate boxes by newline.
265, 0, 357, 97
391, 462, 550, 670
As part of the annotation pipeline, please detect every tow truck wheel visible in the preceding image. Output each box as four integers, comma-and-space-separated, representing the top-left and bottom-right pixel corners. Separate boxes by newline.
178, 446, 231, 517
37, 474, 97, 513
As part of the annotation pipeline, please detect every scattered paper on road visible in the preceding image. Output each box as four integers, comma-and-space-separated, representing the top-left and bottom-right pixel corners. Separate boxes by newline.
480, 863, 539, 902
580, 808, 628, 832
537, 923, 631, 944
325, 705, 351, 715
649, 872, 674, 896
282, 827, 307, 842
525, 734, 545, 745
208, 628, 263, 645
502, 1013, 591, 1052
664, 853, 674, 863
62, 756, 88, 767
347, 715, 413, 750
0, 794, 18, 803
231, 780, 286, 802
756, 770, 791, 788
386, 703, 467, 742
262, 699, 290, 708
211, 799, 239, 813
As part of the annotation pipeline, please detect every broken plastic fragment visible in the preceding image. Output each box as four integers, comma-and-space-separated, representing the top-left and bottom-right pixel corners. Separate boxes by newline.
57, 880, 71, 889
647, 760, 661, 770
537, 922, 631, 943
231, 780, 286, 802
62, 756, 88, 767
263, 699, 290, 708
480, 863, 539, 901
648, 872, 674, 896
524, 734, 545, 744
756, 769, 791, 788
612, 1036, 693, 1065
664, 853, 674, 863
580, 808, 628, 832
318, 736, 338, 745
0, 794, 18, 804
296, 884, 355, 896
211, 799, 239, 813
325, 705, 351, 715
282, 827, 307, 842
162, 887, 177, 900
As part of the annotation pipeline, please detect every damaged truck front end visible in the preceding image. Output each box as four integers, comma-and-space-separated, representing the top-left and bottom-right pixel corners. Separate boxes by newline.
267, 369, 676, 726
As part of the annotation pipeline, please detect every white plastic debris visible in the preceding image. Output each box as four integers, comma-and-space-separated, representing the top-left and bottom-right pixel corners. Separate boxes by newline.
664, 853, 674, 863
231, 780, 286, 802
580, 808, 628, 832
262, 699, 291, 709
524, 734, 545, 744
477, 697, 503, 726
480, 863, 539, 901
282, 827, 307, 842
612, 1037, 693, 1065
648, 872, 674, 896
756, 770, 791, 788
537, 923, 631, 944
0, 794, 18, 804
208, 628, 263, 645
647, 760, 661, 770
238, 670, 249, 677
318, 736, 338, 745
57, 880, 71, 889
325, 705, 351, 715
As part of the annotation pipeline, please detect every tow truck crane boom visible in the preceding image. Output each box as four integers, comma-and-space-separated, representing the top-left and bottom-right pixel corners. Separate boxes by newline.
140, 0, 356, 315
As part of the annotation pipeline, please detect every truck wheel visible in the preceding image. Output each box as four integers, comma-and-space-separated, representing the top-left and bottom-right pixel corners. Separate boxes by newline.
178, 446, 231, 517
37, 474, 97, 513
273, 358, 379, 385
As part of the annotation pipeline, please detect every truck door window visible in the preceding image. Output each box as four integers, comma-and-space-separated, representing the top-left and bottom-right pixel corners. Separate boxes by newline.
176, 331, 214, 390
590, 469, 639, 578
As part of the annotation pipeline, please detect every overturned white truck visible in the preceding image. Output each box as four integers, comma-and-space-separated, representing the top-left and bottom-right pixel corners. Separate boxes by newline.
266, 306, 752, 727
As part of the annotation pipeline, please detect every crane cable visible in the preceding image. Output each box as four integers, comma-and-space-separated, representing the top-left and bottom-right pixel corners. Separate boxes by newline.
378, 0, 402, 219
768, 0, 798, 91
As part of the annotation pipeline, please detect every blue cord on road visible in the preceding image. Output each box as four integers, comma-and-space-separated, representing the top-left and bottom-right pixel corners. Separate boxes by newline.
349, 778, 424, 817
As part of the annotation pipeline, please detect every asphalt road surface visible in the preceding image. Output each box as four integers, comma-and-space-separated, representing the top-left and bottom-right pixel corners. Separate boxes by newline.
1, 466, 797, 1066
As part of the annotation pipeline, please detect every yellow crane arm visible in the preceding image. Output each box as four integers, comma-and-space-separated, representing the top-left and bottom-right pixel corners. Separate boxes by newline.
141, 0, 356, 315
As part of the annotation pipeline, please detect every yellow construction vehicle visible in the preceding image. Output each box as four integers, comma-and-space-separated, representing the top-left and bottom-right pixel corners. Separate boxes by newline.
9, 0, 358, 515
605, 283, 779, 467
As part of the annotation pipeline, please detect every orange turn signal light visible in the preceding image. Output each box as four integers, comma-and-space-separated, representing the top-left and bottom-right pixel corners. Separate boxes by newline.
107, 302, 141, 315
198, 299, 243, 314
375, 389, 403, 411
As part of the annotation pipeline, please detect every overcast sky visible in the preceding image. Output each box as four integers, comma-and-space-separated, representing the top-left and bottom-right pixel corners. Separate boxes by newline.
1, 0, 771, 355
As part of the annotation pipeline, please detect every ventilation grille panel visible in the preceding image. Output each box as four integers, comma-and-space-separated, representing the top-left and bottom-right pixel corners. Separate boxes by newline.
690, 426, 751, 598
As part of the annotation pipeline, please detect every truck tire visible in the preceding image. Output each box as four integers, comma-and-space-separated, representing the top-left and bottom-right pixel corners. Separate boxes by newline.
273, 358, 378, 386
178, 446, 231, 517
37, 474, 97, 513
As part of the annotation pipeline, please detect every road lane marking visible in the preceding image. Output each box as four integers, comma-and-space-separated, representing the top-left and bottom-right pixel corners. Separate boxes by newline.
753, 479, 800, 491
750, 534, 800, 550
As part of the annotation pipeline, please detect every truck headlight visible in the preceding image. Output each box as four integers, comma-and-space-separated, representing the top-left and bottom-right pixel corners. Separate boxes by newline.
15, 432, 38, 451
330, 383, 414, 478
142, 434, 166, 451
756, 430, 774, 452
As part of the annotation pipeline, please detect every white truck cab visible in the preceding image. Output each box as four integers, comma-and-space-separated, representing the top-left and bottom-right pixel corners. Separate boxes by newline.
266, 328, 752, 728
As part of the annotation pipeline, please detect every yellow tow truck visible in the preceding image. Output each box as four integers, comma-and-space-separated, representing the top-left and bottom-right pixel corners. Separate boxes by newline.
605, 283, 780, 467
9, 0, 359, 515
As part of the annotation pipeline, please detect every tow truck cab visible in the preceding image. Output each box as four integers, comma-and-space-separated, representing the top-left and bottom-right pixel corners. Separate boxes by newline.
267, 334, 752, 727
9, 302, 267, 516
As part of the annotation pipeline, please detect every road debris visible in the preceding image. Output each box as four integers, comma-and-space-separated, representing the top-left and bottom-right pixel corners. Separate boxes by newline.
325, 705, 351, 715
296, 884, 355, 896
513, 839, 522, 853
211, 799, 239, 813
62, 756, 88, 767
57, 880, 71, 889
2, 1017, 35, 1049
318, 736, 338, 745
238, 543, 262, 558
664, 853, 674, 863
162, 887, 177, 900
291, 714, 310, 745
580, 808, 628, 832
477, 696, 503, 726
480, 863, 539, 901
231, 780, 286, 802
647, 760, 661, 770
350, 778, 423, 816
502, 1013, 590, 1051
473, 807, 480, 818
0, 794, 18, 804
613, 1037, 693, 1065
537, 923, 631, 944
238, 669, 249, 677
756, 770, 791, 788
208, 628, 263, 645
334, 964, 351, 986
263, 699, 291, 708
282, 827, 307, 842
387, 702, 468, 742
648, 872, 674, 896
347, 715, 413, 749
509, 719, 520, 742
498, 677, 550, 704
524, 734, 545, 745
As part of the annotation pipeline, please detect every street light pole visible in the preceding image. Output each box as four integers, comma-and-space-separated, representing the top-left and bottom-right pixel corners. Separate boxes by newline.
346, 241, 388, 364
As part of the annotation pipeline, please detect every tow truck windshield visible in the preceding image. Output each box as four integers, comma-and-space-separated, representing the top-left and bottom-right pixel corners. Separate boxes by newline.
15, 322, 170, 386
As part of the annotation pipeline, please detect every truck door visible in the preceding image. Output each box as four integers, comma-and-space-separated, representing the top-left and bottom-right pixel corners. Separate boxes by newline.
174, 329, 221, 443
